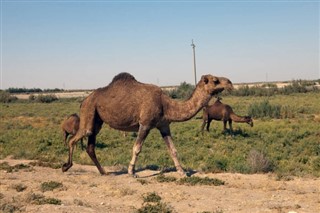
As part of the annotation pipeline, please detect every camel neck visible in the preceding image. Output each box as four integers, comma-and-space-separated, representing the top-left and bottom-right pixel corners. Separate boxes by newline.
230, 113, 248, 122
162, 87, 211, 122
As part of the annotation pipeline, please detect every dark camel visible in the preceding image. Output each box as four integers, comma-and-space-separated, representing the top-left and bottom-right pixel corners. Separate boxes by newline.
201, 97, 253, 134
62, 72, 233, 176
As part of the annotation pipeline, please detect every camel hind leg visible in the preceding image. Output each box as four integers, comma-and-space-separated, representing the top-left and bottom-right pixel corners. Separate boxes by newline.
63, 131, 69, 146
62, 131, 86, 172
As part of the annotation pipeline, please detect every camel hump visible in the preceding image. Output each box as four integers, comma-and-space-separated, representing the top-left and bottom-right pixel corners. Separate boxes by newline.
111, 72, 136, 83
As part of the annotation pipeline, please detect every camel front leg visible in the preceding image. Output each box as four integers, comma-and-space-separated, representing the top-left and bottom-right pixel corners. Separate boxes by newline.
86, 134, 107, 175
223, 120, 228, 133
206, 119, 212, 132
128, 124, 150, 177
229, 120, 234, 135
159, 126, 185, 176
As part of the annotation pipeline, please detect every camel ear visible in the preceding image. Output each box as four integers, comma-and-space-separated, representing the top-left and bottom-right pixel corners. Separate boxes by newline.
201, 75, 209, 84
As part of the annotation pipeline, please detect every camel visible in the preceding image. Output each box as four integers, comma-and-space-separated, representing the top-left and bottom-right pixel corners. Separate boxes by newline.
61, 113, 84, 149
62, 72, 233, 176
201, 97, 253, 134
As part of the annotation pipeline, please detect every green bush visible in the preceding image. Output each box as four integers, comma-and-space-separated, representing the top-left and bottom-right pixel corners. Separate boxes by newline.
248, 100, 281, 118
166, 82, 195, 99
36, 94, 58, 103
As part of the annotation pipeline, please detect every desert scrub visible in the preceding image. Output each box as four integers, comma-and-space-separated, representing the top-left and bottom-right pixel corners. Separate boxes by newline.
11, 183, 27, 192
247, 149, 273, 173
137, 192, 174, 213
155, 174, 177, 183
40, 181, 63, 192
0, 162, 31, 173
178, 176, 225, 186
27, 193, 62, 205
143, 192, 162, 203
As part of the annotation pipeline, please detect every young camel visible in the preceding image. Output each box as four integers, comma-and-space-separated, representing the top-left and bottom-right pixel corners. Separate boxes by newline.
62, 72, 233, 176
201, 98, 253, 134
61, 114, 84, 149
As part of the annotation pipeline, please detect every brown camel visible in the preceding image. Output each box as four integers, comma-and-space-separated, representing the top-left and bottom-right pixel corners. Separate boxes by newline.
61, 113, 84, 149
201, 97, 253, 134
62, 72, 233, 176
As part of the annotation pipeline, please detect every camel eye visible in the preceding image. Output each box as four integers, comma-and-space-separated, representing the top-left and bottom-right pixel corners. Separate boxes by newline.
213, 79, 220, 84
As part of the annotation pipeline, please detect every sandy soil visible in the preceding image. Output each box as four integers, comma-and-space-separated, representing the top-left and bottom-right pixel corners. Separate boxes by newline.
0, 158, 319, 213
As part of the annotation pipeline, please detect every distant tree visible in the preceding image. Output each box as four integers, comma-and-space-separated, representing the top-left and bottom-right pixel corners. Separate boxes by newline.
167, 82, 195, 99
0, 90, 18, 103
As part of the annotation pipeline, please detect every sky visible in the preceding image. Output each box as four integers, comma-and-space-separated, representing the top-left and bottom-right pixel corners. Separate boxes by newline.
1, 0, 319, 90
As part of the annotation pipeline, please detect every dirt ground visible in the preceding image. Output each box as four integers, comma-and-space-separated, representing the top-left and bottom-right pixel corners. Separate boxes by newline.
0, 158, 319, 213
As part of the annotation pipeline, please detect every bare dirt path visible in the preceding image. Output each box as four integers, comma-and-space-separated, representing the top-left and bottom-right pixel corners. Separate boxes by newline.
1, 158, 319, 213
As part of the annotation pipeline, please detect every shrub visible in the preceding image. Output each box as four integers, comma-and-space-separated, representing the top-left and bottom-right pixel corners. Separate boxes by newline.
155, 174, 177, 183
247, 150, 273, 173
137, 192, 174, 213
166, 82, 195, 99
40, 181, 63, 192
0, 90, 17, 103
178, 176, 225, 186
248, 100, 281, 118
36, 94, 58, 103
143, 192, 162, 203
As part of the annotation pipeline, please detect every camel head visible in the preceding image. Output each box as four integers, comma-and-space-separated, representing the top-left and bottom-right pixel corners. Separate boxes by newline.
245, 116, 254, 127
198, 74, 233, 96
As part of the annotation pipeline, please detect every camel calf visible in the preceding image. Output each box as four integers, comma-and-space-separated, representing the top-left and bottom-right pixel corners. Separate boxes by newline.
61, 113, 84, 149
201, 98, 253, 134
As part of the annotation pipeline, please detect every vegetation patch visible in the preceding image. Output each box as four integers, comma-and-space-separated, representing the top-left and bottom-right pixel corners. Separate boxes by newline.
0, 162, 31, 173
143, 192, 162, 203
27, 193, 62, 205
178, 176, 225, 186
137, 179, 149, 185
40, 181, 63, 192
11, 183, 27, 192
0, 203, 19, 213
136, 192, 174, 213
247, 150, 273, 173
155, 174, 177, 183
29, 160, 61, 169
1, 93, 319, 177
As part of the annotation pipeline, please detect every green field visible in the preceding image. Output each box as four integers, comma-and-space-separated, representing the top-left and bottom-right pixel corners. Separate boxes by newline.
1, 93, 319, 177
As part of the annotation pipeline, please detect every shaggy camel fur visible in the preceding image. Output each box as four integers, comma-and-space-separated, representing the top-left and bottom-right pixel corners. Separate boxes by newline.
61, 113, 84, 149
62, 72, 233, 176
201, 98, 253, 133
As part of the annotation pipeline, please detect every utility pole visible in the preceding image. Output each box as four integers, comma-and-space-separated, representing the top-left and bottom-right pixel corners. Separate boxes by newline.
191, 39, 197, 85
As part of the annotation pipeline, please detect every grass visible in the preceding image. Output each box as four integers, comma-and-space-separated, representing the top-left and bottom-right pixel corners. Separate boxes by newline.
155, 174, 177, 183
0, 93, 319, 177
136, 192, 174, 213
27, 193, 62, 205
154, 174, 225, 186
178, 176, 225, 186
40, 181, 63, 192
0, 162, 32, 173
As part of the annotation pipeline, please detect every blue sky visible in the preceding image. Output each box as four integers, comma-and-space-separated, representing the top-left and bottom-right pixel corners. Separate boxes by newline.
1, 0, 319, 89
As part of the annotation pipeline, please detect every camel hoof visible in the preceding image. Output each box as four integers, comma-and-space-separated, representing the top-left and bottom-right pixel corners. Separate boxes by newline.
100, 171, 109, 176
62, 163, 72, 172
128, 173, 138, 178
177, 170, 188, 177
